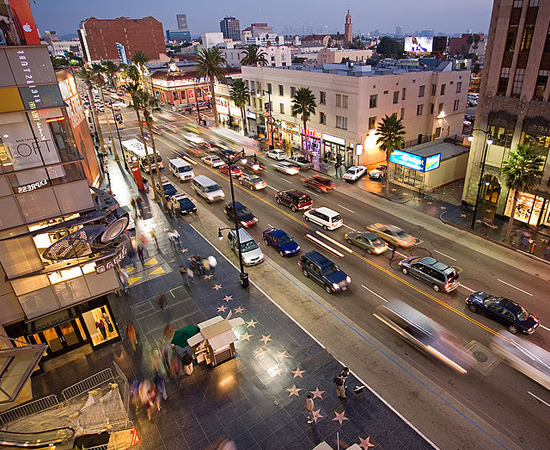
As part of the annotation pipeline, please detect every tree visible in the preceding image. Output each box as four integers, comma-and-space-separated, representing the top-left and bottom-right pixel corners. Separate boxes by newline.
102, 61, 118, 88
376, 37, 404, 59
501, 144, 544, 242
229, 79, 250, 135
376, 114, 406, 196
195, 47, 227, 127
240, 45, 268, 67
131, 51, 150, 91
77, 67, 105, 151
349, 36, 365, 49
291, 87, 317, 158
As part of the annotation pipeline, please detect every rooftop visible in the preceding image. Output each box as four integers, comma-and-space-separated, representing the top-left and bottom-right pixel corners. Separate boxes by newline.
405, 139, 469, 162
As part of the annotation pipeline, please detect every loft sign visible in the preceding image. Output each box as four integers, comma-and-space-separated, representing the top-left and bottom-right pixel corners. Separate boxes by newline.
95, 244, 127, 274
17, 179, 48, 193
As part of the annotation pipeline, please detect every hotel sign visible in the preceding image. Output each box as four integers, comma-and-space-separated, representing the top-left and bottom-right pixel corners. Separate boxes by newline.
389, 150, 441, 172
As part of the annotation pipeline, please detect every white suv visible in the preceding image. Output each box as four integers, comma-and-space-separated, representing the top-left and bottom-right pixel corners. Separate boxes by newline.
304, 207, 343, 230
266, 149, 287, 160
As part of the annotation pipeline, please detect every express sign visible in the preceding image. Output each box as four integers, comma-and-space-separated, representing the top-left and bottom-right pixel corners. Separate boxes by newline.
389, 150, 441, 172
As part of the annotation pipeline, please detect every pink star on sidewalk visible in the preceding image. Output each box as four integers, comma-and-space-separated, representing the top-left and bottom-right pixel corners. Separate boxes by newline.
223, 295, 233, 302
234, 307, 244, 314
333, 410, 349, 425
213, 284, 223, 290
312, 409, 323, 422
286, 384, 302, 397
291, 367, 305, 378
246, 319, 257, 328
310, 387, 325, 399
260, 334, 272, 344
358, 436, 375, 449
240, 332, 252, 341
275, 350, 288, 360
217, 305, 227, 312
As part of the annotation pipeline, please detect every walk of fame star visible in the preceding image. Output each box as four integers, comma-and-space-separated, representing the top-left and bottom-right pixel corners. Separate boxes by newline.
260, 334, 272, 344
213, 284, 223, 290
203, 274, 213, 280
333, 410, 349, 425
460, 213, 468, 218
246, 319, 257, 328
310, 387, 325, 399
358, 436, 375, 449
291, 367, 305, 378
223, 295, 233, 302
312, 409, 323, 422
286, 384, 301, 396
254, 348, 266, 359
240, 332, 252, 341
217, 305, 227, 312
181, 248, 188, 253
275, 350, 287, 360
234, 307, 244, 314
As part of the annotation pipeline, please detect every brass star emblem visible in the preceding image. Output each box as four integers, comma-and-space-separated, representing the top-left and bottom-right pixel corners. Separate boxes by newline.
358, 436, 375, 449
213, 284, 223, 290
234, 307, 244, 314
240, 332, 252, 341
217, 305, 227, 312
246, 319, 257, 328
260, 334, 272, 344
223, 295, 233, 302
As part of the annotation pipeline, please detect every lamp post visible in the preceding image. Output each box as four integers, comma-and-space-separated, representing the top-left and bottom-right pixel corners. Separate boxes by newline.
193, 78, 202, 126
218, 149, 249, 288
469, 129, 493, 230
111, 104, 129, 172
257, 90, 274, 149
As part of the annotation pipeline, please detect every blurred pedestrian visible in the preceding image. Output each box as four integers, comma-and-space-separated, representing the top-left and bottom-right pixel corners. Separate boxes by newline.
163, 323, 176, 340
150, 229, 159, 250
137, 245, 145, 266
156, 291, 167, 311
182, 351, 194, 375
161, 341, 171, 371
305, 394, 315, 423
130, 197, 137, 216
170, 353, 183, 385
130, 377, 141, 412
202, 257, 210, 276
127, 246, 137, 269
127, 321, 138, 352
544, 242, 550, 260
207, 255, 217, 275
154, 371, 167, 401
150, 348, 162, 373
180, 265, 193, 287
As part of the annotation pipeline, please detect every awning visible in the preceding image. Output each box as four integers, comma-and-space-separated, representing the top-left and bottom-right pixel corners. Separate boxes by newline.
171, 325, 200, 348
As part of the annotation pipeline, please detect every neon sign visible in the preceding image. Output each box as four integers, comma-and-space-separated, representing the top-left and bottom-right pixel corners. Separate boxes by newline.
389, 150, 441, 172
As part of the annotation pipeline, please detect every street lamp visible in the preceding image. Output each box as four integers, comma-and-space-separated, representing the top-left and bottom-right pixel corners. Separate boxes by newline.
257, 90, 274, 149
218, 149, 249, 288
193, 78, 202, 126
468, 129, 493, 230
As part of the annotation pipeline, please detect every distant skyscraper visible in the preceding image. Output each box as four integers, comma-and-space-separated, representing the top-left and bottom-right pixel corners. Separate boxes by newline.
220, 16, 241, 41
396, 26, 402, 36
344, 9, 352, 45
177, 14, 188, 30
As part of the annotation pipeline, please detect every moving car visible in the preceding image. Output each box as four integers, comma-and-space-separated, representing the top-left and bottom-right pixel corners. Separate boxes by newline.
151, 125, 164, 135
275, 190, 313, 211
201, 155, 225, 168
168, 158, 194, 182
192, 175, 225, 203
366, 223, 418, 248
263, 228, 300, 257
240, 159, 266, 173
266, 149, 287, 160
345, 232, 388, 255
342, 166, 367, 181
156, 180, 177, 199
239, 174, 267, 190
302, 175, 335, 193
227, 228, 264, 266
168, 193, 197, 216
399, 256, 460, 293
224, 201, 258, 228
286, 156, 313, 170
465, 291, 540, 334
273, 162, 300, 175
298, 251, 351, 294
219, 164, 243, 177
374, 300, 473, 374
304, 207, 343, 230
369, 165, 387, 180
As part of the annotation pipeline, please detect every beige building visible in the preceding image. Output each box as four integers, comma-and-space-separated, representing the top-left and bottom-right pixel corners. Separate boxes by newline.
317, 48, 374, 64
241, 62, 469, 167
462, 0, 550, 228
222, 45, 292, 68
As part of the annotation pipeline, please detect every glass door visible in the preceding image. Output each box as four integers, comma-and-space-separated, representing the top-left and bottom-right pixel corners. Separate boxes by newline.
32, 319, 88, 358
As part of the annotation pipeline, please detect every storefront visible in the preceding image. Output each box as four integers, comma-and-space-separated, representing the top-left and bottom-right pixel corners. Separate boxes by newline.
322, 133, 346, 163
506, 191, 550, 227
301, 128, 322, 155
281, 120, 300, 150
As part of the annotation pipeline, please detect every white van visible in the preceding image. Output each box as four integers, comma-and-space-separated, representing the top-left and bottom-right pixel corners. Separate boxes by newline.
303, 206, 343, 230
169, 158, 194, 182
192, 175, 225, 203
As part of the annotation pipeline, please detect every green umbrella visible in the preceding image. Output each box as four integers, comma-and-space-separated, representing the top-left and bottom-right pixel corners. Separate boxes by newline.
171, 325, 200, 348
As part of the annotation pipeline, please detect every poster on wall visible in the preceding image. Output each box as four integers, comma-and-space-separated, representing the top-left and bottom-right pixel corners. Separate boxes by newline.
6, 0, 40, 45
404, 36, 433, 53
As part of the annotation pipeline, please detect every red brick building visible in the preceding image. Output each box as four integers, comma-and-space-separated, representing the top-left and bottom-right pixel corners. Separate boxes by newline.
79, 16, 166, 64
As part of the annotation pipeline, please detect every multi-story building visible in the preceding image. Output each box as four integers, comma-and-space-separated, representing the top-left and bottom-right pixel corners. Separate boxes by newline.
166, 29, 191, 42
78, 16, 166, 64
201, 32, 225, 49
48, 40, 84, 58
220, 16, 241, 41
242, 62, 469, 170
176, 14, 188, 30
317, 48, 373, 64
462, 0, 550, 228
242, 23, 273, 39
222, 45, 291, 68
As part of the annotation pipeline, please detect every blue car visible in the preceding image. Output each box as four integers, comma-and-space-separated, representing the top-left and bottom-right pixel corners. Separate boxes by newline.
157, 180, 177, 199
262, 228, 300, 257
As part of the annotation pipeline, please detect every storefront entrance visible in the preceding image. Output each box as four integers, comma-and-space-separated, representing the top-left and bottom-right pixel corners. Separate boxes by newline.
28, 318, 87, 357
510, 191, 550, 227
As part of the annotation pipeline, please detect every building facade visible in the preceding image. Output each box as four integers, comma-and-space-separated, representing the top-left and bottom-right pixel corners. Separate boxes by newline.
220, 16, 241, 41
166, 29, 191, 42
317, 48, 373, 64
241, 62, 469, 167
222, 46, 291, 68
176, 14, 188, 30
462, 0, 550, 229
344, 9, 352, 46
78, 16, 166, 64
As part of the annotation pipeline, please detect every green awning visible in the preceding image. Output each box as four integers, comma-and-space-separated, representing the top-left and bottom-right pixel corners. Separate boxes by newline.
171, 325, 200, 348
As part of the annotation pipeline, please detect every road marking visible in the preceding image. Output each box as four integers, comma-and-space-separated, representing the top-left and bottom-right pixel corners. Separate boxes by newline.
267, 223, 275, 229
305, 233, 345, 257
267, 185, 279, 191
305, 189, 320, 196
433, 250, 457, 261
361, 285, 388, 302
395, 251, 407, 259
539, 324, 550, 332
460, 283, 476, 293
497, 279, 533, 296
280, 178, 293, 184
315, 231, 353, 253
528, 391, 550, 408
337, 204, 355, 213
343, 224, 355, 231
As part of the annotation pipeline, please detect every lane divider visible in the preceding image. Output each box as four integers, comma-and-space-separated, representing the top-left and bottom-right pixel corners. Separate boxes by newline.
315, 231, 353, 254
305, 234, 345, 257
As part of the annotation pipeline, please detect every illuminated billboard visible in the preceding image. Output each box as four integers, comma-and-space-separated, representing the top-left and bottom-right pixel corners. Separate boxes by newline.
389, 150, 441, 172
405, 36, 433, 53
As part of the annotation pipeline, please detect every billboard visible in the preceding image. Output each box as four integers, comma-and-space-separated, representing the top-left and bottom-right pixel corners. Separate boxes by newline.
389, 150, 441, 172
405, 36, 433, 53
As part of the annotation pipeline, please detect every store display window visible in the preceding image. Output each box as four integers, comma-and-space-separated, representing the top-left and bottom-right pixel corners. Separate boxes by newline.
513, 192, 547, 226
81, 306, 118, 347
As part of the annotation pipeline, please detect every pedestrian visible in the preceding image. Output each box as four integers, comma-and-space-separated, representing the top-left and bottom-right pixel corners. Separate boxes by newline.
169, 352, 183, 385
137, 245, 145, 266
150, 349, 162, 373
156, 291, 167, 311
127, 321, 138, 352
150, 229, 159, 250
139, 234, 148, 247
180, 265, 193, 287
305, 394, 315, 423
163, 323, 176, 340
544, 242, 550, 260
202, 257, 210, 276
182, 351, 194, 375
127, 246, 137, 269
334, 367, 349, 399
135, 196, 143, 218
130, 197, 137, 216
153, 371, 167, 401
207, 255, 217, 275
130, 377, 142, 412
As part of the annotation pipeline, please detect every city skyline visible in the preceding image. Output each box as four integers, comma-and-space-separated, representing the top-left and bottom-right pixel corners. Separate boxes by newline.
30, 0, 493, 38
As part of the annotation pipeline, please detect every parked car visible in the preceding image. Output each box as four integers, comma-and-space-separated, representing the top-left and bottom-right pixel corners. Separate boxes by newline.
369, 165, 387, 180
304, 207, 343, 230
466, 291, 540, 334
342, 166, 367, 181
366, 223, 418, 248
275, 190, 313, 212
298, 251, 351, 294
345, 231, 388, 255
219, 164, 243, 177
168, 193, 197, 216
286, 156, 313, 170
399, 256, 460, 293
263, 228, 300, 257
227, 228, 264, 266
274, 162, 300, 175
224, 201, 258, 228
239, 174, 267, 190
201, 155, 225, 168
156, 180, 177, 199
266, 149, 287, 160
302, 175, 335, 193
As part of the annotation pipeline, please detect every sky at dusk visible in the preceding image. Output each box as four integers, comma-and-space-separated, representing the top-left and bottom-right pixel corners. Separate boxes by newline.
30, 0, 494, 38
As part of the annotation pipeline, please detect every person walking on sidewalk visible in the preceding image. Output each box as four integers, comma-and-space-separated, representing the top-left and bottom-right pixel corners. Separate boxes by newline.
156, 291, 167, 311
207, 255, 217, 276
150, 229, 159, 250
137, 245, 145, 266
180, 264, 194, 287
334, 367, 349, 398
305, 394, 315, 423
127, 321, 138, 352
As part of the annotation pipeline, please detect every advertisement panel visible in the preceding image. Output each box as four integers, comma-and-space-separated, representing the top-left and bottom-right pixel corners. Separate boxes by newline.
4, 46, 57, 86
404, 37, 433, 53
19, 84, 65, 110
5, 0, 40, 45
389, 149, 441, 172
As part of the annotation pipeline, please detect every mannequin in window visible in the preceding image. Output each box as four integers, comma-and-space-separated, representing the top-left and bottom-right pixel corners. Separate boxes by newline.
95, 319, 107, 340
102, 308, 114, 333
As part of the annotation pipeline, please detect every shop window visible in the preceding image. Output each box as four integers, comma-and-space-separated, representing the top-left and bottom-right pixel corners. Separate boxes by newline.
368, 116, 376, 129
534, 71, 548, 100
369, 94, 377, 108
511, 68, 525, 98
82, 306, 118, 347
513, 192, 545, 226
416, 104, 423, 116
483, 175, 501, 204
489, 125, 514, 147
419, 85, 425, 98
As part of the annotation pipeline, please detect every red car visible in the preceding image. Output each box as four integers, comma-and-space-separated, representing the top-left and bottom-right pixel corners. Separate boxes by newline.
302, 175, 335, 193
219, 164, 243, 177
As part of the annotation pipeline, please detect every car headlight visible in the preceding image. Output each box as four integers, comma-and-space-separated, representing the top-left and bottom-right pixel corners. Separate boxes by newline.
346, 276, 351, 283
332, 283, 339, 290
207, 195, 214, 200
240, 221, 247, 226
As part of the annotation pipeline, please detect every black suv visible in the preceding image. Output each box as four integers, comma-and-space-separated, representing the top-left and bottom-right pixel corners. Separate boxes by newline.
275, 190, 313, 212
224, 201, 258, 228
298, 251, 351, 294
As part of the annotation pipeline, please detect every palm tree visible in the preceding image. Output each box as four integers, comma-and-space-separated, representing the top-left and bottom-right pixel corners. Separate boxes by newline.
229, 79, 250, 135
195, 47, 227, 127
131, 51, 151, 91
240, 45, 268, 67
501, 144, 544, 242
291, 87, 317, 158
376, 114, 406, 197
126, 64, 141, 85
102, 61, 118, 88
77, 67, 105, 150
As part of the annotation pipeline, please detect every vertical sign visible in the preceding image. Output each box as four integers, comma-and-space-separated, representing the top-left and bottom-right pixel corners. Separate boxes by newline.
9, 0, 40, 45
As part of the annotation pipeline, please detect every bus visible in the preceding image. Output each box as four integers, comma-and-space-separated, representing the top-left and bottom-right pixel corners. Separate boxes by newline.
121, 138, 163, 172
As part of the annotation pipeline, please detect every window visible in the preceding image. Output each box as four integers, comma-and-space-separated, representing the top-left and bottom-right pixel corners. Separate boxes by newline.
513, 0, 523, 6
336, 94, 341, 107
438, 102, 444, 114
251, 81, 255, 93
435, 127, 442, 138
440, 84, 446, 96
280, 103, 285, 114
336, 116, 347, 130
534, 70, 548, 100
521, 25, 534, 51
431, 84, 437, 96
368, 116, 377, 129
511, 68, 525, 97
545, 26, 550, 52
430, 103, 435, 114
393, 91, 399, 104
402, 88, 406, 100
369, 94, 377, 108
416, 104, 423, 116
507, 25, 519, 52
456, 82, 462, 93
320, 112, 326, 124
267, 83, 272, 94
419, 85, 425, 97
453, 99, 460, 111
400, 108, 405, 120
320, 91, 326, 104
529, 0, 539, 6
342, 95, 348, 108
498, 67, 510, 95
291, 86, 296, 97
279, 85, 284, 96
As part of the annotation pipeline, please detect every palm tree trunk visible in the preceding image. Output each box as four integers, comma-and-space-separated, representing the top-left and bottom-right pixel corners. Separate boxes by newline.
385, 153, 390, 198
505, 190, 519, 243
241, 105, 247, 136
100, 89, 120, 162
136, 110, 159, 201
302, 118, 308, 159
210, 80, 219, 127
148, 125, 168, 210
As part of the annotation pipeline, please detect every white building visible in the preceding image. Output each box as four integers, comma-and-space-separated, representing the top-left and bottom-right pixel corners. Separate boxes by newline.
49, 40, 84, 58
201, 32, 225, 49
222, 45, 291, 68
245, 34, 284, 47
